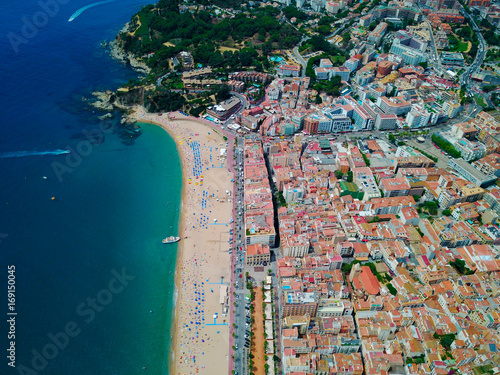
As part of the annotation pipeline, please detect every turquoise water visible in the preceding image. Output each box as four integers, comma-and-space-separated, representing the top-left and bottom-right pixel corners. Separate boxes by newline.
0, 1, 183, 372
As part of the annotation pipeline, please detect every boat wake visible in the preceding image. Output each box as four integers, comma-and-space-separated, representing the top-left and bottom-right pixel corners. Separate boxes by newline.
0, 150, 70, 159
68, 0, 115, 22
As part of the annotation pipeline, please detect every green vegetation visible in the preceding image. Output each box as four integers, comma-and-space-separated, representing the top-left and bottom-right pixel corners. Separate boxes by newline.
472, 363, 494, 375
491, 92, 500, 107
433, 333, 456, 350
334, 170, 344, 179
386, 283, 398, 296
314, 75, 343, 97
215, 84, 231, 102
418, 62, 428, 69
418, 200, 439, 216
483, 85, 497, 93
447, 34, 469, 52
341, 260, 361, 274
442, 209, 451, 216
449, 258, 474, 275
304, 35, 349, 81
459, 84, 473, 105
145, 89, 186, 112
360, 150, 370, 167
475, 94, 488, 108
346, 171, 353, 183
412, 147, 438, 163
120, 0, 301, 74
276, 191, 287, 208
431, 134, 461, 158
446, 23, 478, 63
282, 6, 308, 22
480, 18, 500, 47
316, 15, 336, 36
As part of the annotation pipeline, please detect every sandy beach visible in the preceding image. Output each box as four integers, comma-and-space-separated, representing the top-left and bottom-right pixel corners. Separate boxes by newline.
128, 108, 235, 375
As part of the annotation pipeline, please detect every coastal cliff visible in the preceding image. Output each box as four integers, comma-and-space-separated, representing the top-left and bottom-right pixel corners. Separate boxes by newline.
90, 86, 146, 112
110, 23, 150, 75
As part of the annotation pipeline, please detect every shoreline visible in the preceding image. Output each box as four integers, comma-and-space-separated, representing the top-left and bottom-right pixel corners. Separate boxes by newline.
109, 23, 151, 75
129, 107, 236, 375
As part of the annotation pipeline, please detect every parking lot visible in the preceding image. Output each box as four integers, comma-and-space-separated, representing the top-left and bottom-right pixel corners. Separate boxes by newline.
406, 138, 451, 169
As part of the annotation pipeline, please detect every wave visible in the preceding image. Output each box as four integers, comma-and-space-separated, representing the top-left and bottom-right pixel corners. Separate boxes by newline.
0, 150, 70, 159
68, 0, 115, 22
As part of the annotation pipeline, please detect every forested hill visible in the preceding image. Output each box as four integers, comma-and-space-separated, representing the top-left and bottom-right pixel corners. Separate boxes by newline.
117, 0, 302, 73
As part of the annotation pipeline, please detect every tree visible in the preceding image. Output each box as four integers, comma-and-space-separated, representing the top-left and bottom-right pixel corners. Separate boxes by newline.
361, 151, 370, 166
334, 170, 344, 179
442, 209, 451, 216
387, 283, 398, 296
341, 260, 360, 274
215, 84, 231, 102
435, 333, 456, 350
449, 259, 474, 275
346, 171, 353, 183
413, 195, 421, 202
315, 94, 323, 104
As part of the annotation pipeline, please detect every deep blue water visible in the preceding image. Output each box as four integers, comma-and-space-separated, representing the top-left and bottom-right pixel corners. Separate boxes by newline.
0, 1, 181, 374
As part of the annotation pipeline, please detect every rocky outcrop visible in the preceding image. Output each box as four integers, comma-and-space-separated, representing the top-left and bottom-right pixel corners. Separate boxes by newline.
110, 23, 151, 75
90, 91, 115, 111
89, 86, 146, 112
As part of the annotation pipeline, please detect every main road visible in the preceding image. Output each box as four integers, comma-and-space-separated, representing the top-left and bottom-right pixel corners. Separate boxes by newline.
424, 19, 444, 74
292, 44, 308, 78
459, 6, 487, 97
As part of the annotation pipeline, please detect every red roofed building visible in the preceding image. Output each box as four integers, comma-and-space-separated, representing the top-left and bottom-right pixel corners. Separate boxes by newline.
350, 265, 380, 295
380, 177, 411, 197
246, 243, 271, 266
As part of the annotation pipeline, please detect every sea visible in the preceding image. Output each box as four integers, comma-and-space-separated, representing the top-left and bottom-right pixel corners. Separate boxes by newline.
0, 1, 181, 374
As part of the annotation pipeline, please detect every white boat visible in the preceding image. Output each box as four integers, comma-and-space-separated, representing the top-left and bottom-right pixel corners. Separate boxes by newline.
162, 236, 180, 244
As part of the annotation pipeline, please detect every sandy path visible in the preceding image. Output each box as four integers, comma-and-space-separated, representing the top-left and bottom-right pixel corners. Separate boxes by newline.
252, 288, 266, 375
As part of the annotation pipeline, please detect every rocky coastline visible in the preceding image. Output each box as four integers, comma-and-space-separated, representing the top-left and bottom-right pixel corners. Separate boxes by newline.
90, 22, 150, 115
109, 23, 151, 75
